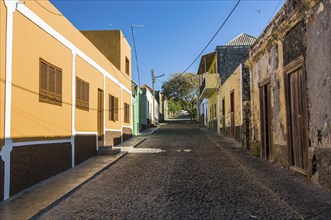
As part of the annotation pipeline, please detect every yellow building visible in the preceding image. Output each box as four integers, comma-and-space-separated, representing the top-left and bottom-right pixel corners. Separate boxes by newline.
219, 64, 250, 147
197, 52, 219, 130
0, 0, 132, 200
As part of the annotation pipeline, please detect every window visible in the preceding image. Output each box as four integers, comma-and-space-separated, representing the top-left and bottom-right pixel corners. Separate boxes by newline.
125, 57, 130, 75
109, 95, 119, 121
76, 77, 89, 111
124, 102, 130, 123
39, 58, 62, 106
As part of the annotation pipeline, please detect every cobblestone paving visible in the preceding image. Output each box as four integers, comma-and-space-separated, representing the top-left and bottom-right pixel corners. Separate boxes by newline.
38, 121, 331, 219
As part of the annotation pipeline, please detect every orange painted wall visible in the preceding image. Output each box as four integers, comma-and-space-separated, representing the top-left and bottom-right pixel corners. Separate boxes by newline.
23, 1, 132, 90
122, 90, 131, 126
11, 12, 72, 140
75, 55, 104, 132
105, 79, 121, 130
0, 1, 6, 147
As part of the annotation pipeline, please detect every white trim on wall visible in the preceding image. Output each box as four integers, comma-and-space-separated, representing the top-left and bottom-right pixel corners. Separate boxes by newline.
75, 131, 98, 135
12, 139, 71, 147
71, 52, 76, 167
2, 0, 19, 201
103, 75, 106, 146
16, 4, 132, 95
105, 129, 122, 132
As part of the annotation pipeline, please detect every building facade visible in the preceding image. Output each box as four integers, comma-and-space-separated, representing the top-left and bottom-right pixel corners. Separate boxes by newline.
219, 64, 251, 148
0, 0, 132, 200
247, 0, 331, 189
198, 52, 219, 130
131, 81, 142, 136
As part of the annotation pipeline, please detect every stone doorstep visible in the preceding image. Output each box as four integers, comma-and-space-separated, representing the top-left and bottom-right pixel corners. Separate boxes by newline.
98, 146, 121, 155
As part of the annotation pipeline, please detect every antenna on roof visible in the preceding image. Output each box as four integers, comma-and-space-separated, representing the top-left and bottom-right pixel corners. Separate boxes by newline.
257, 9, 261, 32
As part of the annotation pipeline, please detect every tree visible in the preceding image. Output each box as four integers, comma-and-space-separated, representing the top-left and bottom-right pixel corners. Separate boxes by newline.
167, 99, 182, 117
162, 72, 198, 119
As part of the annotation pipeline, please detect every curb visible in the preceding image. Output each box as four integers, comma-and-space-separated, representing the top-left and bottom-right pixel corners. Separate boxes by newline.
32, 134, 151, 218
31, 152, 128, 219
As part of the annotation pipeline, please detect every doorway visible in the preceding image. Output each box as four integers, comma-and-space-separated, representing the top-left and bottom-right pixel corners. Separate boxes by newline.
259, 82, 271, 160
285, 57, 308, 172
222, 98, 225, 134
230, 91, 235, 137
97, 89, 104, 145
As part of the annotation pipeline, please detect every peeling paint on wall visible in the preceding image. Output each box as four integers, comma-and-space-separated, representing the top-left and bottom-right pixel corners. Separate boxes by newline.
246, 0, 331, 190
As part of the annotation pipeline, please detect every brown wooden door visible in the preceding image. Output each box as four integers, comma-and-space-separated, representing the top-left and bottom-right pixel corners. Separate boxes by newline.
222, 98, 225, 134
97, 89, 104, 144
286, 67, 308, 171
260, 83, 271, 159
230, 91, 235, 137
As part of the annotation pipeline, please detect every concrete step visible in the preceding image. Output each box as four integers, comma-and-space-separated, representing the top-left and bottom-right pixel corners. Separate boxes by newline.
98, 146, 121, 155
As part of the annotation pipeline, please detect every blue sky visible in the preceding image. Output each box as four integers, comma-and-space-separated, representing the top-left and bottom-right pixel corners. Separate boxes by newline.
50, 0, 285, 90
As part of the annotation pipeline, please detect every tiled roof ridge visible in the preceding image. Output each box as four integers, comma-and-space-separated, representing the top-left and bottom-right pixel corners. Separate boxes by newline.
226, 33, 256, 46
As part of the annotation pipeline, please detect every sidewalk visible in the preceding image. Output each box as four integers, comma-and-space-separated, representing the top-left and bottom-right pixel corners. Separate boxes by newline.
0, 127, 158, 220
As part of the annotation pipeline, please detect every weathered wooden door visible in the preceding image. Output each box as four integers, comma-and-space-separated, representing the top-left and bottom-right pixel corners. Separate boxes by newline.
260, 83, 271, 160
222, 98, 225, 134
286, 65, 308, 172
230, 91, 235, 137
97, 89, 104, 144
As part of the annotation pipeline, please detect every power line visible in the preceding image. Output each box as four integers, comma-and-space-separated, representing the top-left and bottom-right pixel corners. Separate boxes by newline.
34, 0, 63, 16
266, 0, 284, 26
179, 0, 241, 75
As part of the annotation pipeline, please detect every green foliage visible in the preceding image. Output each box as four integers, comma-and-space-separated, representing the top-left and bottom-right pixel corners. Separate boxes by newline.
162, 72, 199, 118
168, 99, 182, 115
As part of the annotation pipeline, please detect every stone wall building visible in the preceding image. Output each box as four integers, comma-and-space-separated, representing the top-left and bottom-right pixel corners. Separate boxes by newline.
246, 0, 331, 190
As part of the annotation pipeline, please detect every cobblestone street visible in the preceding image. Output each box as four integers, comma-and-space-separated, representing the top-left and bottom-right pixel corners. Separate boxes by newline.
38, 120, 331, 219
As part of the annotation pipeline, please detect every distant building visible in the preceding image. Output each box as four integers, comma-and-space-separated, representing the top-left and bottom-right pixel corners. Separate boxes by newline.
197, 33, 256, 134
217, 33, 255, 147
197, 52, 219, 130
131, 81, 143, 136
219, 64, 251, 148
140, 85, 154, 129
216, 33, 256, 84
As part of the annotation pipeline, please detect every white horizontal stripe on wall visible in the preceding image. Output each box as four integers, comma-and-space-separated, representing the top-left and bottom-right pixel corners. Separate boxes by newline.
105, 129, 122, 132
12, 139, 71, 147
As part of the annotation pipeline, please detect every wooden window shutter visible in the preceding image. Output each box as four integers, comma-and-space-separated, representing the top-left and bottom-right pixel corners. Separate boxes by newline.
114, 97, 119, 121
109, 95, 115, 121
124, 103, 130, 123
55, 69, 62, 103
48, 66, 56, 102
109, 95, 112, 120
82, 81, 86, 107
76, 77, 89, 111
39, 58, 62, 105
40, 60, 48, 101
76, 77, 81, 107
85, 82, 89, 109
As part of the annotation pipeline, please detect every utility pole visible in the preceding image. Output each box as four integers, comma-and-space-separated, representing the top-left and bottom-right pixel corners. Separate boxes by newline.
151, 69, 165, 125
131, 24, 144, 86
